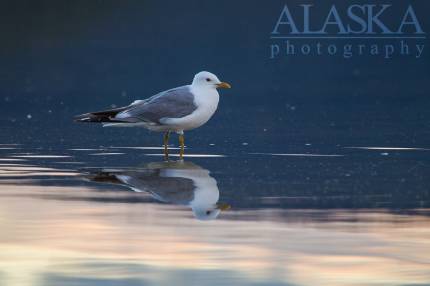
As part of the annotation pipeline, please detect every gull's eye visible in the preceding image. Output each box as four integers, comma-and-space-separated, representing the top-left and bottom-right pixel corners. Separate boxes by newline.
206, 78, 211, 82
206, 210, 211, 215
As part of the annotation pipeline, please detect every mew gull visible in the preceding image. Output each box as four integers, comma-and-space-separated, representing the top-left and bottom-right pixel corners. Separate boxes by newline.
75, 71, 231, 159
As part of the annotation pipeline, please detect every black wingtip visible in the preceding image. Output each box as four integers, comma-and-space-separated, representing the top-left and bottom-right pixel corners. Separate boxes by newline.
73, 113, 129, 123
74, 106, 130, 123
74, 113, 92, 122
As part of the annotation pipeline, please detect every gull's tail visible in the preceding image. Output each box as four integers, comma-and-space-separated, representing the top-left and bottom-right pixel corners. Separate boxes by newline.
74, 106, 129, 123
81, 169, 123, 184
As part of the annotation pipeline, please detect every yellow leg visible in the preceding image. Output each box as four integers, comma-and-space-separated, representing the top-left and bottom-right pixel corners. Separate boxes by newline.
163, 131, 170, 160
179, 133, 185, 160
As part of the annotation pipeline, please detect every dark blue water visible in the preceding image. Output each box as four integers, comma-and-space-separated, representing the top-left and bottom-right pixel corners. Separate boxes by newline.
1, 1, 430, 285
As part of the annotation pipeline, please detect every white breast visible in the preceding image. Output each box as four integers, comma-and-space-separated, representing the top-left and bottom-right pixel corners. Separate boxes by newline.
161, 86, 219, 132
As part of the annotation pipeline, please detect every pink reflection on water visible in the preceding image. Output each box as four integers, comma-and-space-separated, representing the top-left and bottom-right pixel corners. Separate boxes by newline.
0, 183, 429, 286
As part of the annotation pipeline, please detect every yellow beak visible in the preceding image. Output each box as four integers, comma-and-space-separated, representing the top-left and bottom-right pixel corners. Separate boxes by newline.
216, 203, 231, 211
216, 82, 231, 89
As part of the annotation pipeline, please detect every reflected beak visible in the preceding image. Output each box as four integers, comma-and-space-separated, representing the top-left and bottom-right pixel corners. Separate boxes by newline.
216, 203, 231, 211
216, 82, 231, 89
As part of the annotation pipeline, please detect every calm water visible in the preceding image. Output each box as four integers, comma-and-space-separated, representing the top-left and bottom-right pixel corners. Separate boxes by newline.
0, 142, 429, 286
1, 1, 430, 285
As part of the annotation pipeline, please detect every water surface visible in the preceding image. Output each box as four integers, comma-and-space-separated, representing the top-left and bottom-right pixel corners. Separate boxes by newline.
0, 144, 429, 286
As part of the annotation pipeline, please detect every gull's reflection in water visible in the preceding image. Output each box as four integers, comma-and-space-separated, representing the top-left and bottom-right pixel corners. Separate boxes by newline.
83, 160, 230, 220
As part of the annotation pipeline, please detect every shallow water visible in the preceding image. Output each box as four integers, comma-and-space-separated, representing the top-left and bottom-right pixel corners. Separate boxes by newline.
1, 0, 430, 284
0, 144, 429, 286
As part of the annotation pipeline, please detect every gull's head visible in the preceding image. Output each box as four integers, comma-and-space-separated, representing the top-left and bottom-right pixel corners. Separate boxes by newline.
192, 203, 231, 221
192, 71, 231, 89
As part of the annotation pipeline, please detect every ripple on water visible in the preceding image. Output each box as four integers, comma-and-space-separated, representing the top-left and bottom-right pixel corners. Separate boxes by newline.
344, 146, 430, 151
251, 152, 344, 157
54, 162, 85, 165
89, 153, 125, 156
0, 158, 27, 162
0, 163, 78, 178
11, 155, 72, 159
68, 148, 104, 151
112, 146, 181, 150
144, 153, 225, 158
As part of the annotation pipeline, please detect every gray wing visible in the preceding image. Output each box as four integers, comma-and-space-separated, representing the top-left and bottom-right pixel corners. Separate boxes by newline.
116, 170, 195, 205
115, 85, 197, 124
